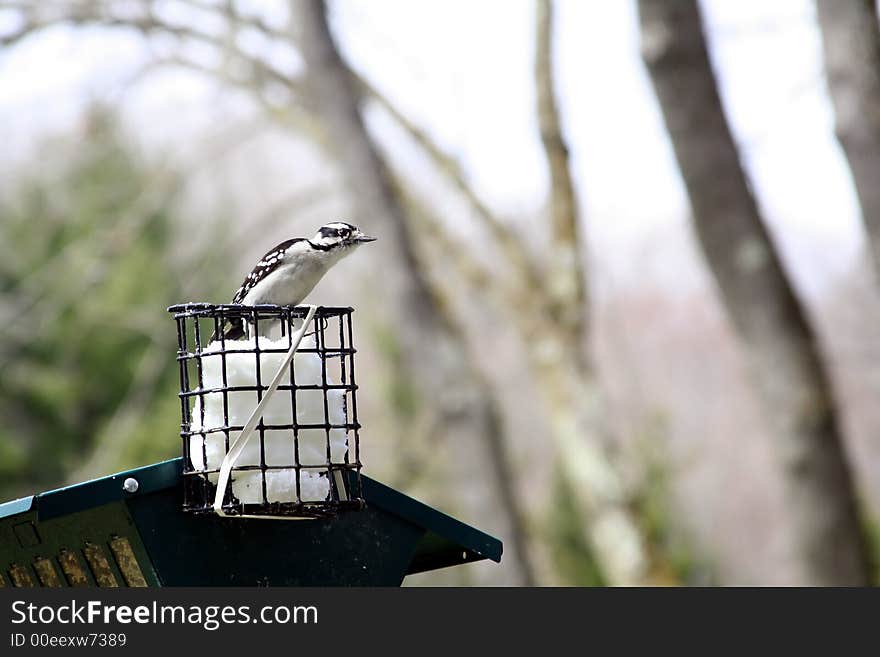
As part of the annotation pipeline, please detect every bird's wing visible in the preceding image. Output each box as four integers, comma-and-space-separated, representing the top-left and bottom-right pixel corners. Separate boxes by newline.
210, 238, 308, 343
232, 238, 307, 304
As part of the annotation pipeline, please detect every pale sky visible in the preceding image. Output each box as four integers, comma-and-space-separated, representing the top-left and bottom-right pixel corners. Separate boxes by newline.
0, 0, 867, 299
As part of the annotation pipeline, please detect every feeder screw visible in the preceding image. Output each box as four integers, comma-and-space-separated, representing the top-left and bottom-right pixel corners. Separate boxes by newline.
122, 478, 139, 494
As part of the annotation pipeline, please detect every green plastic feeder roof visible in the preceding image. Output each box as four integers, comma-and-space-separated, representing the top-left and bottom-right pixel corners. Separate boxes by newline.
0, 459, 502, 587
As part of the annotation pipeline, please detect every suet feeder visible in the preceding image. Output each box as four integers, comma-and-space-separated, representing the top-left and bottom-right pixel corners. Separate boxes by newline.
0, 303, 502, 585
169, 303, 363, 519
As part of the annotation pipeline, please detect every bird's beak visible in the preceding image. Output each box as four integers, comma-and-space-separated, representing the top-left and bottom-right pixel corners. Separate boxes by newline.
355, 232, 377, 243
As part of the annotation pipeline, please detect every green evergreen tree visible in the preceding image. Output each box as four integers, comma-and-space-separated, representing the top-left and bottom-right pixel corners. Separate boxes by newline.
0, 108, 227, 499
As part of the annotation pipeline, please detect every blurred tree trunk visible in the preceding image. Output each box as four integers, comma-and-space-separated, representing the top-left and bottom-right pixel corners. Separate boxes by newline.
535, 0, 588, 371
532, 0, 648, 584
358, 0, 652, 584
815, 0, 880, 276
292, 0, 536, 586
639, 0, 870, 585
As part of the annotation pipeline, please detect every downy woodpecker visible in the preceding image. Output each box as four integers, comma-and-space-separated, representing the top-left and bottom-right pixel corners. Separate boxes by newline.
216, 221, 376, 341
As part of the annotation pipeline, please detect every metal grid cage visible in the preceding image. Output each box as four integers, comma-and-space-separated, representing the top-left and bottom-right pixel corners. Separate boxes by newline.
168, 303, 364, 518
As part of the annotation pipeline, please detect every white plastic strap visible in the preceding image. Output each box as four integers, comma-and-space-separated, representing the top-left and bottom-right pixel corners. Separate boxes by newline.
213, 305, 318, 519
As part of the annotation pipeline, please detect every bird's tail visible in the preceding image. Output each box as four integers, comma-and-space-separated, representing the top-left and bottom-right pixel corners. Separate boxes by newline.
210, 317, 247, 343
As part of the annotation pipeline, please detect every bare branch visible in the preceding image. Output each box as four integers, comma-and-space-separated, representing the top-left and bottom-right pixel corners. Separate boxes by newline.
0, 1, 298, 92
127, 54, 321, 139
354, 72, 549, 308
395, 182, 497, 298
535, 0, 588, 362
178, 0, 294, 44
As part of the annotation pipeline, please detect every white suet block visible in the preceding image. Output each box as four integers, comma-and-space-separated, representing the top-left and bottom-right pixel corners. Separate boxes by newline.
189, 333, 348, 503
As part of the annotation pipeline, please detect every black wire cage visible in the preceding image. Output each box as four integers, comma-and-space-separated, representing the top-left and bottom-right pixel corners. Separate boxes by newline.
168, 303, 364, 519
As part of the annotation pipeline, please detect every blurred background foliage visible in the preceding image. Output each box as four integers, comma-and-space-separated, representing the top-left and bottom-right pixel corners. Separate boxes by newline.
0, 109, 229, 496
2, 0, 880, 586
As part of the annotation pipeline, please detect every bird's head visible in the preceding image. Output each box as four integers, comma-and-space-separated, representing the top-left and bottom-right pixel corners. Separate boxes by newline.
308, 221, 376, 254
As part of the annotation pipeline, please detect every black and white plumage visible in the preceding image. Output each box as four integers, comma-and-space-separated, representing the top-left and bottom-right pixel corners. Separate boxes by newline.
217, 221, 375, 341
